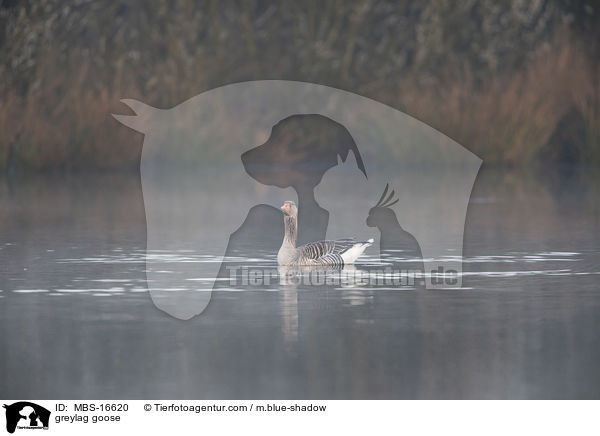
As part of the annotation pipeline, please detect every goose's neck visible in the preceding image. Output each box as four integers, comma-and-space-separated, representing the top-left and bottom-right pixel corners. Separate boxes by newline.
283, 215, 297, 248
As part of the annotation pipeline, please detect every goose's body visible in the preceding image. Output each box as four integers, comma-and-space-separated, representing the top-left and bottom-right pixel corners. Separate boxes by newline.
278, 201, 373, 266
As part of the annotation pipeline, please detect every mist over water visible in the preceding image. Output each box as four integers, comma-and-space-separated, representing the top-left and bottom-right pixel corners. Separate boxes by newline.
0, 166, 599, 399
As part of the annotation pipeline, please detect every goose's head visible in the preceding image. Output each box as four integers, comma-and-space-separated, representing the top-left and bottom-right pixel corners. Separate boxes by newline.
280, 201, 298, 217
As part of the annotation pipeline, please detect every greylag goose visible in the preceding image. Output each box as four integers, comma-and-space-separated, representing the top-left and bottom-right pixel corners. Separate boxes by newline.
278, 201, 373, 266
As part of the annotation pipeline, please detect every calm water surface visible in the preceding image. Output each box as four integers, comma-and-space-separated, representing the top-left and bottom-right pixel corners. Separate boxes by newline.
1, 167, 599, 399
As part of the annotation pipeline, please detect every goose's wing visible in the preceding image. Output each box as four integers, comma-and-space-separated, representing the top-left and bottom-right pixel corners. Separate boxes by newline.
298, 238, 357, 259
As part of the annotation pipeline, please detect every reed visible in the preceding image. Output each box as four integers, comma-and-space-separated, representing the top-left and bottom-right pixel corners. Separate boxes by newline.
0, 1, 598, 170
397, 34, 599, 165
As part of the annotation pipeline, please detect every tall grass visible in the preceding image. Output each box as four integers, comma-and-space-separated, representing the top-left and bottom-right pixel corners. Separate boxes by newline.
0, 1, 598, 170
398, 34, 599, 165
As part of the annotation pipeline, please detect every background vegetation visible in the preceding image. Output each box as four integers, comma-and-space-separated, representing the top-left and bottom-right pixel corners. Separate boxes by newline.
0, 0, 598, 171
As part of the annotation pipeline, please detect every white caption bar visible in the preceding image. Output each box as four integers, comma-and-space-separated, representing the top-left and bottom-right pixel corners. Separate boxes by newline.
1, 400, 598, 435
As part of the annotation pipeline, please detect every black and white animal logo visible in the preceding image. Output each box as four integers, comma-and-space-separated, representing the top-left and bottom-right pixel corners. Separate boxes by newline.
3, 402, 50, 434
